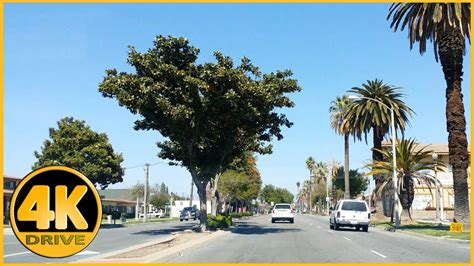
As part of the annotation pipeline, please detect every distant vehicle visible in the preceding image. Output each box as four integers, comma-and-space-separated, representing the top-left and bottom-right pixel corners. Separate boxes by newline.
139, 210, 164, 218
329, 199, 370, 232
180, 206, 199, 221
271, 203, 295, 223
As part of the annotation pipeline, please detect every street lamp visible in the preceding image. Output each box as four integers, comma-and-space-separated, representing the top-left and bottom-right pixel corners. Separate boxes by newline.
432, 153, 444, 223
348, 95, 400, 228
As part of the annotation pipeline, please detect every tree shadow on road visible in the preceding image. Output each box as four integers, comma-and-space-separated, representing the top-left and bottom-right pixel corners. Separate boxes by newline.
232, 222, 302, 235
100, 224, 125, 229
131, 225, 194, 235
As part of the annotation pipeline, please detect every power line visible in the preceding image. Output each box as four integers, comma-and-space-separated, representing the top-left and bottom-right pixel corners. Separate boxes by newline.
123, 161, 166, 170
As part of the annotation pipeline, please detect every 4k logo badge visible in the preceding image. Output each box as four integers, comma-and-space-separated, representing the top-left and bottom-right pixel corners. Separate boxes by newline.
9, 166, 102, 258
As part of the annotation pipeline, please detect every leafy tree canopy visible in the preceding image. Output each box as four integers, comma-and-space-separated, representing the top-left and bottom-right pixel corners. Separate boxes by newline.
150, 192, 171, 209
334, 167, 368, 198
98, 35, 301, 184
33, 117, 124, 189
219, 169, 262, 203
261, 184, 294, 204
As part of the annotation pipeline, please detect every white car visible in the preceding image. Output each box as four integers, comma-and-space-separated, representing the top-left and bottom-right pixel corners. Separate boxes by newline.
139, 210, 164, 218
271, 203, 295, 223
329, 199, 370, 232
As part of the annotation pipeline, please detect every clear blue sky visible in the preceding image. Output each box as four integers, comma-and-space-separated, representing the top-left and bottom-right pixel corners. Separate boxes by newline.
5, 3, 471, 197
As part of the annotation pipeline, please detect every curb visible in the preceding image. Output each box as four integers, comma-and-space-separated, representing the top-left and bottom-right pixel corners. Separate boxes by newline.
397, 229, 471, 244
372, 225, 470, 243
72, 230, 229, 263
146, 230, 229, 262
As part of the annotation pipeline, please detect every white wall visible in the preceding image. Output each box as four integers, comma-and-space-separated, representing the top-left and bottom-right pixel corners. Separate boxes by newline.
170, 200, 211, 218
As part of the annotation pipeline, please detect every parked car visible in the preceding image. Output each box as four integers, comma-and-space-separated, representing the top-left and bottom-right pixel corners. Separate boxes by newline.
329, 199, 370, 232
180, 206, 199, 221
271, 203, 295, 223
139, 210, 164, 218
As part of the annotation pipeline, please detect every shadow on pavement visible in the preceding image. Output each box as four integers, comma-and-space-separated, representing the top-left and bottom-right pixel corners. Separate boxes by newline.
232, 222, 301, 235
100, 224, 125, 229
132, 224, 194, 235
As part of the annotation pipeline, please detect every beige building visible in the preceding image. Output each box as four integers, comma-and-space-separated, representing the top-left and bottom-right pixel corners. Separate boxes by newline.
382, 142, 471, 211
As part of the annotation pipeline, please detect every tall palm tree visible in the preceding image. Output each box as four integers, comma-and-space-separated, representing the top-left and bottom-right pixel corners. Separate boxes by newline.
305, 157, 316, 212
342, 80, 413, 213
313, 161, 328, 184
387, 3, 470, 225
330, 95, 353, 199
366, 138, 446, 223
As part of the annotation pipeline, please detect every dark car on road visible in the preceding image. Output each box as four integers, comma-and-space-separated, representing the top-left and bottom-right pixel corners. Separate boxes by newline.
179, 207, 200, 221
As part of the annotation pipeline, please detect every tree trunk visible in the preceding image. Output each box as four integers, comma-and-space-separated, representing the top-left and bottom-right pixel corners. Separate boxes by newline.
438, 27, 470, 225
210, 173, 221, 216
372, 127, 386, 217
195, 179, 209, 232
398, 175, 415, 210
344, 133, 350, 199
189, 179, 194, 207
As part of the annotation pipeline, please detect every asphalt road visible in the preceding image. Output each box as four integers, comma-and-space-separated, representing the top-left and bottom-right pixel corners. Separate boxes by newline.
162, 214, 471, 263
3, 219, 198, 263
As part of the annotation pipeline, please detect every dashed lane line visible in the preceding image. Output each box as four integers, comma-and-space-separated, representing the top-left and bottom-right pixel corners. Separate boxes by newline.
370, 250, 387, 259
4, 251, 30, 258
4, 250, 100, 258
343, 237, 351, 241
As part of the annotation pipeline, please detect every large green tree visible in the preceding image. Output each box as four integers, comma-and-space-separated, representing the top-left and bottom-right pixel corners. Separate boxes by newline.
33, 117, 124, 189
218, 169, 261, 212
387, 3, 471, 224
261, 184, 294, 204
98, 36, 300, 230
330, 95, 353, 199
334, 167, 368, 199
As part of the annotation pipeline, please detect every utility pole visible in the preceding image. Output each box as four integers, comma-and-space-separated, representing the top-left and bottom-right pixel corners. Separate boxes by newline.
143, 163, 150, 223
189, 180, 194, 207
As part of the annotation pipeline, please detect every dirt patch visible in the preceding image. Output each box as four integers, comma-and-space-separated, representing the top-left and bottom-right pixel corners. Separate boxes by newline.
107, 231, 211, 259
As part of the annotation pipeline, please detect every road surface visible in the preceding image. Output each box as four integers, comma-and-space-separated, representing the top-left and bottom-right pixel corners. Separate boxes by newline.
3, 219, 198, 263
162, 214, 470, 263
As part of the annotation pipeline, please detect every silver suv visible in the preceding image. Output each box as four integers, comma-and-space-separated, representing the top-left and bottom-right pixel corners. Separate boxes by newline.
179, 206, 199, 221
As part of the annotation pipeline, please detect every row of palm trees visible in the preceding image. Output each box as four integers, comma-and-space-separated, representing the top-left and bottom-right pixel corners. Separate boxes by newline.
327, 3, 470, 225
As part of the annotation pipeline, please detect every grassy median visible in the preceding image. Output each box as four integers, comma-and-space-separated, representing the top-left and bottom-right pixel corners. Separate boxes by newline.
372, 221, 470, 240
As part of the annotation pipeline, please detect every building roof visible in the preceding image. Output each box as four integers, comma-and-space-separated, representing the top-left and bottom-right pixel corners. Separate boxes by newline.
101, 198, 137, 205
381, 142, 470, 154
4, 175, 22, 181
98, 188, 136, 201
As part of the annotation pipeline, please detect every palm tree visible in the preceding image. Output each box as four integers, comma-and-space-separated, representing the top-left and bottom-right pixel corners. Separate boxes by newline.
342, 80, 413, 214
330, 95, 353, 199
313, 161, 328, 184
366, 138, 446, 223
387, 2, 470, 225
305, 157, 316, 212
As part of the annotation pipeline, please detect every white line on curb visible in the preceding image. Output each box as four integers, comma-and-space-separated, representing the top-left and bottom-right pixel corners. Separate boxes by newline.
370, 250, 387, 258
4, 251, 30, 258
343, 237, 351, 241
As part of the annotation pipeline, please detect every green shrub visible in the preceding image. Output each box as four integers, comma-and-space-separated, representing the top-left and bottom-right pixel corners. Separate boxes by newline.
228, 212, 253, 218
207, 214, 232, 230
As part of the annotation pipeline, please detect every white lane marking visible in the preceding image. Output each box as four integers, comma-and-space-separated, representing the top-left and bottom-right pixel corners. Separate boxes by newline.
4, 251, 31, 258
76, 250, 100, 255
317, 226, 321, 229
309, 223, 313, 226
343, 236, 351, 241
3, 242, 19, 245
458, 246, 470, 250
327, 230, 333, 233
370, 250, 387, 258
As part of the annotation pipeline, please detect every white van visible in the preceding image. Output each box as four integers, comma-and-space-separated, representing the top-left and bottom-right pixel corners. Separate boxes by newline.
329, 199, 370, 232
